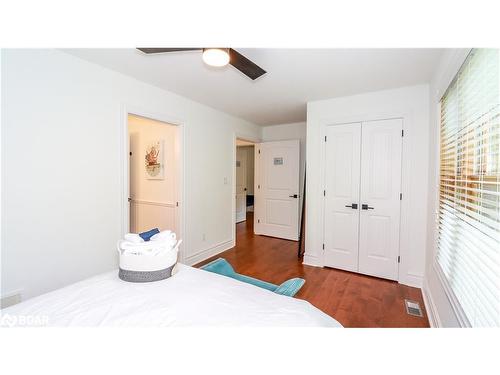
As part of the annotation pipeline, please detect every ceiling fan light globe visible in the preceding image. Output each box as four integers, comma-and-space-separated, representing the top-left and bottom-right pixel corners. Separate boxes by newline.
202, 48, 230, 67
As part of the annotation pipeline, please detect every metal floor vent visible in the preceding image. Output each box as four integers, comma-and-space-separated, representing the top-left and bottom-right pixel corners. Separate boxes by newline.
405, 299, 424, 317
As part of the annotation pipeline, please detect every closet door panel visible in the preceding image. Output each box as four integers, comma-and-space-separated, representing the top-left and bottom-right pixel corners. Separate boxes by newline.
323, 123, 361, 272
358, 118, 402, 280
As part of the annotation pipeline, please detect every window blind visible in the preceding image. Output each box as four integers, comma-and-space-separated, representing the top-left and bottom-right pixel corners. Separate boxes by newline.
437, 48, 499, 327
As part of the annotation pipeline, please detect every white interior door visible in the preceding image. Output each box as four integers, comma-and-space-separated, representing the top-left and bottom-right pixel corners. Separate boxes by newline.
255, 140, 300, 240
323, 123, 362, 272
358, 118, 402, 280
235, 147, 247, 223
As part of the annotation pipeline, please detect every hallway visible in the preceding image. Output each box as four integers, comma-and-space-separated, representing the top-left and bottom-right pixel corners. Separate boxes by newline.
197, 213, 429, 327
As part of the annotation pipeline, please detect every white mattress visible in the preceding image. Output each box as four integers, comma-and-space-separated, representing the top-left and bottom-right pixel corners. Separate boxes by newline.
2, 264, 342, 327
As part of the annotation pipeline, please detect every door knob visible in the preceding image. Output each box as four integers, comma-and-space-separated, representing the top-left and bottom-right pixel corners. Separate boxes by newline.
344, 203, 358, 209
361, 204, 374, 210
289, 194, 299, 198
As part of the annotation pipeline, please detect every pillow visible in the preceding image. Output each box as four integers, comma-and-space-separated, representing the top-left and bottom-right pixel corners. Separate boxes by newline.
138, 228, 160, 242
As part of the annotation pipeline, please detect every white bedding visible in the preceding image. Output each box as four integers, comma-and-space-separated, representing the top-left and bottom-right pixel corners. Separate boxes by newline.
2, 264, 341, 327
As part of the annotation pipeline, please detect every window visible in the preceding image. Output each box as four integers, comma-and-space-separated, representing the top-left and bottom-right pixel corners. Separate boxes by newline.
437, 49, 499, 327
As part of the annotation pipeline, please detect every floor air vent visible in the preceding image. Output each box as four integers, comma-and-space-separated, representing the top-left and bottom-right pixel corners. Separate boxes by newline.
405, 299, 423, 317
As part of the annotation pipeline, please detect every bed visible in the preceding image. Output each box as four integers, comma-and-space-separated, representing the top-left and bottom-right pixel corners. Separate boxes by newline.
2, 264, 342, 327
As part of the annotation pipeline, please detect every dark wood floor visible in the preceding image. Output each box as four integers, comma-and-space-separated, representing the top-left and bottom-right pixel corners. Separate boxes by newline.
196, 212, 429, 328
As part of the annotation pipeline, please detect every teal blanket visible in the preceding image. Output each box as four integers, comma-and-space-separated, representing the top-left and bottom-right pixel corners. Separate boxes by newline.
201, 258, 305, 297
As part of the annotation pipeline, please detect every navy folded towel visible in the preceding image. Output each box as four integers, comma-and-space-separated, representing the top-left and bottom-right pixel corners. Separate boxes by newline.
139, 228, 160, 242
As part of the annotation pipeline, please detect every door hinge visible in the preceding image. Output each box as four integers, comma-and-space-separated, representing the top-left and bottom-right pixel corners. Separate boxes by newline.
323, 190, 326, 196
258, 149, 261, 154
129, 151, 132, 156
398, 256, 401, 263
400, 193, 402, 200
322, 243, 325, 250
324, 135, 327, 142
401, 129, 404, 137
257, 219, 260, 223
176, 202, 179, 207
258, 184, 260, 189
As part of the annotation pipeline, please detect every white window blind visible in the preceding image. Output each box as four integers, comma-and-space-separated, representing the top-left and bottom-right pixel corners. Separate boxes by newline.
437, 48, 499, 327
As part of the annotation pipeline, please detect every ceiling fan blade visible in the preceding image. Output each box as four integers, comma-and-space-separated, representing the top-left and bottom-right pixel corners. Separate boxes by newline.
228, 49, 266, 80
137, 48, 202, 54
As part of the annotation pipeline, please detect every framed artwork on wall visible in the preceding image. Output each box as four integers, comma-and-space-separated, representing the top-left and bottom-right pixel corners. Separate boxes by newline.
144, 140, 164, 179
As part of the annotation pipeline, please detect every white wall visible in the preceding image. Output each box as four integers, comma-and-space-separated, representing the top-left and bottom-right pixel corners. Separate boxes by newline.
128, 114, 179, 234
305, 85, 429, 287
423, 49, 470, 327
1, 49, 261, 301
262, 122, 307, 227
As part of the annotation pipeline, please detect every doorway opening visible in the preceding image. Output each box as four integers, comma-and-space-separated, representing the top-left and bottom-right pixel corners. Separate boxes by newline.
127, 113, 182, 242
235, 138, 256, 242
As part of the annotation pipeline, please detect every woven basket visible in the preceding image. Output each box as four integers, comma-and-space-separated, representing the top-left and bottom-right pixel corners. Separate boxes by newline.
119, 265, 174, 283
117, 239, 181, 283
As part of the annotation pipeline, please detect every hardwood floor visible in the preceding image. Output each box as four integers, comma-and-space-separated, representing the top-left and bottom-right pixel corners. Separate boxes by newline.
196, 212, 430, 328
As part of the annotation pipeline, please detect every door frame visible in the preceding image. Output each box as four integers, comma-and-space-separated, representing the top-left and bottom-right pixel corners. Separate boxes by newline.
235, 146, 248, 223
120, 104, 185, 261
320, 113, 410, 284
232, 133, 261, 243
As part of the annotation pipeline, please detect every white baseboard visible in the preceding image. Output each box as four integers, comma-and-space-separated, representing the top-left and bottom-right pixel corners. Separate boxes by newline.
422, 278, 441, 328
398, 273, 423, 288
184, 239, 234, 266
302, 254, 322, 267
1, 290, 23, 309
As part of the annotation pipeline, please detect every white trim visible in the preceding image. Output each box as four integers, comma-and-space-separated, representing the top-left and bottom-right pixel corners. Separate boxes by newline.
429, 101, 442, 260
232, 132, 261, 245
130, 199, 176, 208
422, 278, 440, 328
303, 255, 322, 267
0, 289, 23, 309
120, 104, 186, 262
184, 239, 234, 266
400, 273, 423, 289
433, 261, 471, 327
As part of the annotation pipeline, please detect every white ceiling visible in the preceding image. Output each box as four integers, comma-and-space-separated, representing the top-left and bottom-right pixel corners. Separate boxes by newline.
64, 48, 444, 126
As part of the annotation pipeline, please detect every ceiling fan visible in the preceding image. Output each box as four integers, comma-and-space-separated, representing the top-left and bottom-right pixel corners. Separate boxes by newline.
137, 48, 266, 80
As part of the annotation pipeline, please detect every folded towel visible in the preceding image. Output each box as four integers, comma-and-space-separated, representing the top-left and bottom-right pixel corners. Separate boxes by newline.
117, 238, 182, 257
124, 233, 144, 243
150, 230, 176, 242
118, 240, 169, 255
139, 228, 160, 242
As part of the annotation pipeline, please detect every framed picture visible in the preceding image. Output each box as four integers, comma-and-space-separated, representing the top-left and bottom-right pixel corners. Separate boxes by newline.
144, 140, 164, 179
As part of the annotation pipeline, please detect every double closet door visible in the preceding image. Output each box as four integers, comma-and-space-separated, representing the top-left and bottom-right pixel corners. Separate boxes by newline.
323, 118, 402, 281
